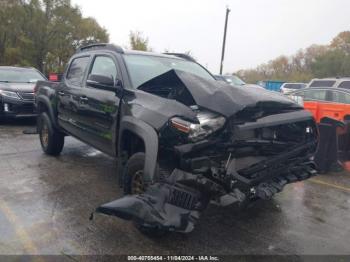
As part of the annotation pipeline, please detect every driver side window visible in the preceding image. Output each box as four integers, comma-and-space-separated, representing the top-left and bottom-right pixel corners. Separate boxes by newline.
90, 56, 118, 82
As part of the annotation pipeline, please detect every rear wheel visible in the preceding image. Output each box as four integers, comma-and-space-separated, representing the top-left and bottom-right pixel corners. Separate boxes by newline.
38, 112, 64, 156
123, 152, 166, 236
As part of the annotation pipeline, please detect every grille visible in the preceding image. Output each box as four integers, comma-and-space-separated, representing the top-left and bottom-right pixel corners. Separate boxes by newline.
168, 188, 197, 210
19, 104, 35, 113
9, 103, 34, 114
18, 92, 34, 101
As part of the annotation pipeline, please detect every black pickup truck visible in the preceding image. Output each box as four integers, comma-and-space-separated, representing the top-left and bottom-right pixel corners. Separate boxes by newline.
35, 44, 318, 234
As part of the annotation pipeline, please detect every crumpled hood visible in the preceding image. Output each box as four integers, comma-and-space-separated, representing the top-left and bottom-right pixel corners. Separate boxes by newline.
138, 69, 301, 119
0, 82, 35, 93
173, 70, 302, 118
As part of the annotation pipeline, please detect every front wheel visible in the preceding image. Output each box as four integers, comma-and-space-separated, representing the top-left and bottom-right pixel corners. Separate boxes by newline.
38, 112, 64, 156
123, 152, 167, 236
123, 152, 148, 195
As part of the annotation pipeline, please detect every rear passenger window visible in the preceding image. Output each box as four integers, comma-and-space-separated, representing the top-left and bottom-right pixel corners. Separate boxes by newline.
303, 90, 327, 101
331, 91, 350, 104
66, 56, 90, 86
284, 84, 305, 89
338, 81, 350, 89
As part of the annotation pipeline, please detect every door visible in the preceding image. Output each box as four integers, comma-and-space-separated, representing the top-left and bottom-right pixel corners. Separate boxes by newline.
313, 90, 340, 122
57, 55, 91, 137
78, 55, 120, 155
301, 89, 328, 122
328, 90, 350, 121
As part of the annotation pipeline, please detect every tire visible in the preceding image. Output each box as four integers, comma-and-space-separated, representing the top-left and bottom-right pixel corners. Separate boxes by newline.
38, 112, 64, 156
123, 152, 147, 195
123, 152, 167, 236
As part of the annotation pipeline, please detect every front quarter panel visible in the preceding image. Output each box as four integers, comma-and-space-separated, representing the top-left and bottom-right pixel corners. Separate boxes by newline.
117, 88, 197, 184
35, 81, 60, 127
122, 88, 197, 130
118, 116, 159, 183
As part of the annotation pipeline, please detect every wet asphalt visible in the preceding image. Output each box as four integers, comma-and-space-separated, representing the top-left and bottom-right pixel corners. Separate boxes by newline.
0, 118, 349, 256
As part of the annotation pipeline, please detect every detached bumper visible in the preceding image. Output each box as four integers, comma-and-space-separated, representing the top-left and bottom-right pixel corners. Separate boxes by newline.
94, 170, 209, 233
93, 154, 317, 233
0, 97, 37, 118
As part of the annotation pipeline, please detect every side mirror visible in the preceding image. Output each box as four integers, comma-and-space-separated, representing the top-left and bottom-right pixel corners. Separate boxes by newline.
87, 74, 123, 95
86, 75, 115, 91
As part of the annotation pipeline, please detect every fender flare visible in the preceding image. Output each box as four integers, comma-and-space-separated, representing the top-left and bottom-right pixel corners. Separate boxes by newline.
36, 95, 58, 127
118, 116, 159, 183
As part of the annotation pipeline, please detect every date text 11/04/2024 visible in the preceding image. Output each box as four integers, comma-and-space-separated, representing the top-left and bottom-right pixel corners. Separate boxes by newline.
127, 256, 220, 261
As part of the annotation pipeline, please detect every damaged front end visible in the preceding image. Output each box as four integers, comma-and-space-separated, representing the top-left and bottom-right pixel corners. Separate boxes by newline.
94, 70, 318, 234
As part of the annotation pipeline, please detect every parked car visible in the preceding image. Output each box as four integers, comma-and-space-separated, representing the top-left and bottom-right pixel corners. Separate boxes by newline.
307, 78, 350, 89
289, 87, 350, 123
214, 74, 246, 86
35, 44, 318, 235
280, 83, 307, 95
215, 74, 264, 90
0, 66, 46, 119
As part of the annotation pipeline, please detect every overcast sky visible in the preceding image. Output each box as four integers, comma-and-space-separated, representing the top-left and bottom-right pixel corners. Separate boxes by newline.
71, 0, 350, 74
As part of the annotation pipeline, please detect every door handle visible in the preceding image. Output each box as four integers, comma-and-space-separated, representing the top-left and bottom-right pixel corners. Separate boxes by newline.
58, 91, 65, 96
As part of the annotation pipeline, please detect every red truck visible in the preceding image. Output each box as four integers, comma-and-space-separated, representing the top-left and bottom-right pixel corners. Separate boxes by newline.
290, 86, 350, 172
290, 87, 350, 123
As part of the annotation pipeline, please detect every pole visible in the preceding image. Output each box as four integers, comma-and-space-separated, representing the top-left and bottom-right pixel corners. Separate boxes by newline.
220, 7, 231, 75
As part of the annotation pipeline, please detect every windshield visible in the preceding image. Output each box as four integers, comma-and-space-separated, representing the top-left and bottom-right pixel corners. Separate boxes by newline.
0, 68, 45, 83
123, 54, 214, 88
338, 81, 350, 89
310, 80, 336, 88
223, 75, 246, 86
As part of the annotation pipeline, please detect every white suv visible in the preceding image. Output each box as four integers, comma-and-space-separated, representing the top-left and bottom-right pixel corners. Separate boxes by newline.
307, 78, 350, 89
280, 83, 307, 95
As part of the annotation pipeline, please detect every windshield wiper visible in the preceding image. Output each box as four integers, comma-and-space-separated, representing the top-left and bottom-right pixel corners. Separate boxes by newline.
0, 80, 9, 83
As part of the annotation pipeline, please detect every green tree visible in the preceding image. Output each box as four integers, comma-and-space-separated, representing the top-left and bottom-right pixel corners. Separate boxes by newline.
129, 31, 150, 51
331, 31, 350, 55
311, 49, 349, 78
0, 0, 27, 64
0, 0, 109, 73
236, 31, 350, 84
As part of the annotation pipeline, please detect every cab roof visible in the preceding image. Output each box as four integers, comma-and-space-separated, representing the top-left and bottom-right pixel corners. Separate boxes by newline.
77, 43, 187, 60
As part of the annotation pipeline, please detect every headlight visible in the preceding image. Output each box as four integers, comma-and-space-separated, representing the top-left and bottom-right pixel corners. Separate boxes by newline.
170, 111, 226, 142
0, 90, 21, 100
